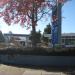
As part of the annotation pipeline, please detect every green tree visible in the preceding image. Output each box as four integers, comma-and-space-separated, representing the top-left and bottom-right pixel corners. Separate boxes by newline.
0, 31, 5, 42
36, 30, 41, 43
30, 30, 41, 45
42, 24, 51, 44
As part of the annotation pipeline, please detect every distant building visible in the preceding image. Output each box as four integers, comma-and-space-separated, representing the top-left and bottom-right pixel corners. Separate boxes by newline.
4, 34, 31, 47
45, 33, 75, 46
62, 33, 75, 45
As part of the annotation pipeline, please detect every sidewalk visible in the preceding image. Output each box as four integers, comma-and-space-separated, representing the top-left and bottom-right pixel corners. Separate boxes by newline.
0, 64, 69, 75
22, 70, 67, 75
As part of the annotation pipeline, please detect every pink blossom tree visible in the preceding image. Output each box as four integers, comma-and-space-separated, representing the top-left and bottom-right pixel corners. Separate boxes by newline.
0, 0, 67, 47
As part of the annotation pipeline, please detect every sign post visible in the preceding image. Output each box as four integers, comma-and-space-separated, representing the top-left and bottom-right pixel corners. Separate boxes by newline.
51, 1, 62, 48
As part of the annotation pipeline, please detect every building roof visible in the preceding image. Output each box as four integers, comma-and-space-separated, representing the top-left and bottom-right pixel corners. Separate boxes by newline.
62, 33, 75, 37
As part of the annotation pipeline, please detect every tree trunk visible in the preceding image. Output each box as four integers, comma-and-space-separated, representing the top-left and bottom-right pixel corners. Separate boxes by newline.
31, 2, 37, 48
31, 9, 37, 47
32, 21, 36, 47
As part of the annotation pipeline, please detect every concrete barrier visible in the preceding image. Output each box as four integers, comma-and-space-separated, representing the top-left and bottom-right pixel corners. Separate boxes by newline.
0, 54, 75, 67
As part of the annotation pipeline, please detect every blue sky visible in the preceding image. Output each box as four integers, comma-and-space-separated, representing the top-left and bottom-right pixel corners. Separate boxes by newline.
62, 0, 75, 33
0, 0, 75, 34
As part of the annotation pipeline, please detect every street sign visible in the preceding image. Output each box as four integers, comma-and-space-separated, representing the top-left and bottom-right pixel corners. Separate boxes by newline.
44, 34, 51, 39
